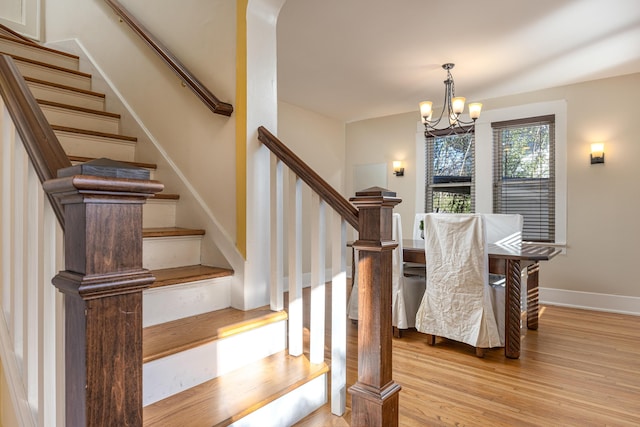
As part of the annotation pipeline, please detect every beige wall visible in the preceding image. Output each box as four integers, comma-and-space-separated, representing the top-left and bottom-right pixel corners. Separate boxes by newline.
278, 101, 346, 275
346, 73, 640, 301
44, 0, 238, 251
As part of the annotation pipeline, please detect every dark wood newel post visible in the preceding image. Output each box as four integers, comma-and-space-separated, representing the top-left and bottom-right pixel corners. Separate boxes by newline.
349, 187, 402, 427
44, 159, 163, 426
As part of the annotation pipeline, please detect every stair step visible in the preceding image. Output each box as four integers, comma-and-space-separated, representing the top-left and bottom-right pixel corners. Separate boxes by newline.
142, 308, 288, 407
68, 155, 157, 171
143, 227, 206, 270
12, 54, 92, 90
144, 265, 233, 325
150, 265, 232, 289
0, 34, 79, 69
144, 307, 284, 363
143, 227, 205, 238
143, 351, 327, 427
53, 125, 137, 161
0, 26, 38, 45
38, 99, 120, 133
26, 77, 105, 110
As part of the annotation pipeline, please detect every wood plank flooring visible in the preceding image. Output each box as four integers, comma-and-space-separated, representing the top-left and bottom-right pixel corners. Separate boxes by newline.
296, 284, 640, 426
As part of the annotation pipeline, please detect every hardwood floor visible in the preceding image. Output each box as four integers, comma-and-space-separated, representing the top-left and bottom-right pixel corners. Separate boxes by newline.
296, 286, 640, 426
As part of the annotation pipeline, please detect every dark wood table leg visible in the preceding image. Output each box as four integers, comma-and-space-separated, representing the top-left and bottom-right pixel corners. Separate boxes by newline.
504, 259, 522, 359
526, 262, 540, 330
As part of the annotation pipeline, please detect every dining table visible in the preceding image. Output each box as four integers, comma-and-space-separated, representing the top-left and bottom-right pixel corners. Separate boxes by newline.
402, 239, 561, 359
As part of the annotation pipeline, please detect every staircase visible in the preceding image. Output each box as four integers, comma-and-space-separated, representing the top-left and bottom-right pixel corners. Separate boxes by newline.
1, 30, 328, 426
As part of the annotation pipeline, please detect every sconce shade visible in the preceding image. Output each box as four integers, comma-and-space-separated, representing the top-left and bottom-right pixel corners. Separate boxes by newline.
393, 161, 405, 176
591, 143, 605, 164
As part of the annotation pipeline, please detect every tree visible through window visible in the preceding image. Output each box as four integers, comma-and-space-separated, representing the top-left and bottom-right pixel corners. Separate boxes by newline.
425, 132, 474, 213
492, 115, 555, 242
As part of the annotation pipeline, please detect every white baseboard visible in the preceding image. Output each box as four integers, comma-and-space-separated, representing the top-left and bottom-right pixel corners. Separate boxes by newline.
540, 287, 640, 316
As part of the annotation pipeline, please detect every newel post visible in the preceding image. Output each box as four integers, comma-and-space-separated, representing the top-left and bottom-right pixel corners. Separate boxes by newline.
44, 159, 163, 426
349, 187, 401, 427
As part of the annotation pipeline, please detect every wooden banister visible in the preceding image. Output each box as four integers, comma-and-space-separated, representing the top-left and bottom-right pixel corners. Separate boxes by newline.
257, 126, 358, 228
103, 0, 234, 117
0, 54, 71, 228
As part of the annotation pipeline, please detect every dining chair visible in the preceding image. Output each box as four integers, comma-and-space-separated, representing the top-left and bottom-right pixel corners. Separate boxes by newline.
415, 213, 503, 356
483, 213, 524, 334
412, 213, 427, 240
348, 213, 426, 333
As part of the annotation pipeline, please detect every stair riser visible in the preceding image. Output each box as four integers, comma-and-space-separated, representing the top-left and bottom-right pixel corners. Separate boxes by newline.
143, 236, 202, 270
143, 200, 177, 229
142, 320, 287, 406
143, 277, 231, 327
55, 131, 136, 161
230, 375, 327, 427
0, 39, 78, 70
27, 81, 105, 111
69, 159, 155, 180
41, 105, 119, 134
14, 60, 91, 91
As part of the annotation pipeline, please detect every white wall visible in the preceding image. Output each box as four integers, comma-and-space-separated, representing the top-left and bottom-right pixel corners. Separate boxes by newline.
346, 73, 640, 310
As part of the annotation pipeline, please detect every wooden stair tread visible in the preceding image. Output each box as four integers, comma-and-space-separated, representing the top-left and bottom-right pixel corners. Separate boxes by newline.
52, 124, 137, 142
150, 265, 232, 288
0, 25, 38, 45
9, 53, 91, 77
143, 307, 285, 363
0, 33, 79, 59
143, 227, 205, 238
143, 351, 327, 426
151, 193, 180, 200
24, 76, 105, 98
67, 155, 157, 170
37, 98, 120, 118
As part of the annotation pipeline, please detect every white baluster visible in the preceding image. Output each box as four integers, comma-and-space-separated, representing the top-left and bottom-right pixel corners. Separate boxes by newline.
288, 173, 303, 356
270, 155, 284, 311
331, 212, 347, 415
310, 195, 326, 365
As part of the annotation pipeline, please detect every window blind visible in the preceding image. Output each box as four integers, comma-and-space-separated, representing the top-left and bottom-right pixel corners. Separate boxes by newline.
492, 115, 555, 242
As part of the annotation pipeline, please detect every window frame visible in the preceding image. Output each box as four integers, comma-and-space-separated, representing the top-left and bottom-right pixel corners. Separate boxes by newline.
415, 100, 567, 245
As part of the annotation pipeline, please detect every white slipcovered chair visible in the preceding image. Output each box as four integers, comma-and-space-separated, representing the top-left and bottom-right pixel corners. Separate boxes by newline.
415, 213, 503, 356
348, 213, 425, 331
482, 213, 524, 336
412, 213, 427, 240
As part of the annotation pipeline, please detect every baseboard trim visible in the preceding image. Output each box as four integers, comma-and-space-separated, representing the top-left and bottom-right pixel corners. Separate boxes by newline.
540, 287, 640, 316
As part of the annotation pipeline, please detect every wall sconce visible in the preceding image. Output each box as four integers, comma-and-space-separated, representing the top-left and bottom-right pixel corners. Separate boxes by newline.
590, 143, 605, 164
392, 161, 404, 176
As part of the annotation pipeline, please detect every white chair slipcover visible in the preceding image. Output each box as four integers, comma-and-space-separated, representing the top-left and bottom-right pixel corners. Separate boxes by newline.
483, 213, 524, 338
348, 213, 425, 329
415, 213, 503, 349
483, 213, 523, 246
412, 213, 427, 240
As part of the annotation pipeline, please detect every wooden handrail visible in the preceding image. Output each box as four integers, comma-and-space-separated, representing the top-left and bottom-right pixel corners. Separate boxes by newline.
257, 126, 359, 229
0, 54, 71, 228
104, 0, 233, 117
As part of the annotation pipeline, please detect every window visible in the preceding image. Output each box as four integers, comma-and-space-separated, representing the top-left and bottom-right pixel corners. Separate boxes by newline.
492, 115, 555, 242
425, 131, 474, 213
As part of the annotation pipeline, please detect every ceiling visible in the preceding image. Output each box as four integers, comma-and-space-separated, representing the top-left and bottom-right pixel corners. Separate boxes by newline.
277, 0, 640, 123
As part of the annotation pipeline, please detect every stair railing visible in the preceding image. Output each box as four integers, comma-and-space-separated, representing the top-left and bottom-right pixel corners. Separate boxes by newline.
0, 53, 70, 426
1, 52, 163, 426
103, 0, 234, 117
258, 126, 402, 425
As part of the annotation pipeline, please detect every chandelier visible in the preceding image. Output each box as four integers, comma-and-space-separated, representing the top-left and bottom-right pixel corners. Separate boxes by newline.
419, 63, 482, 138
